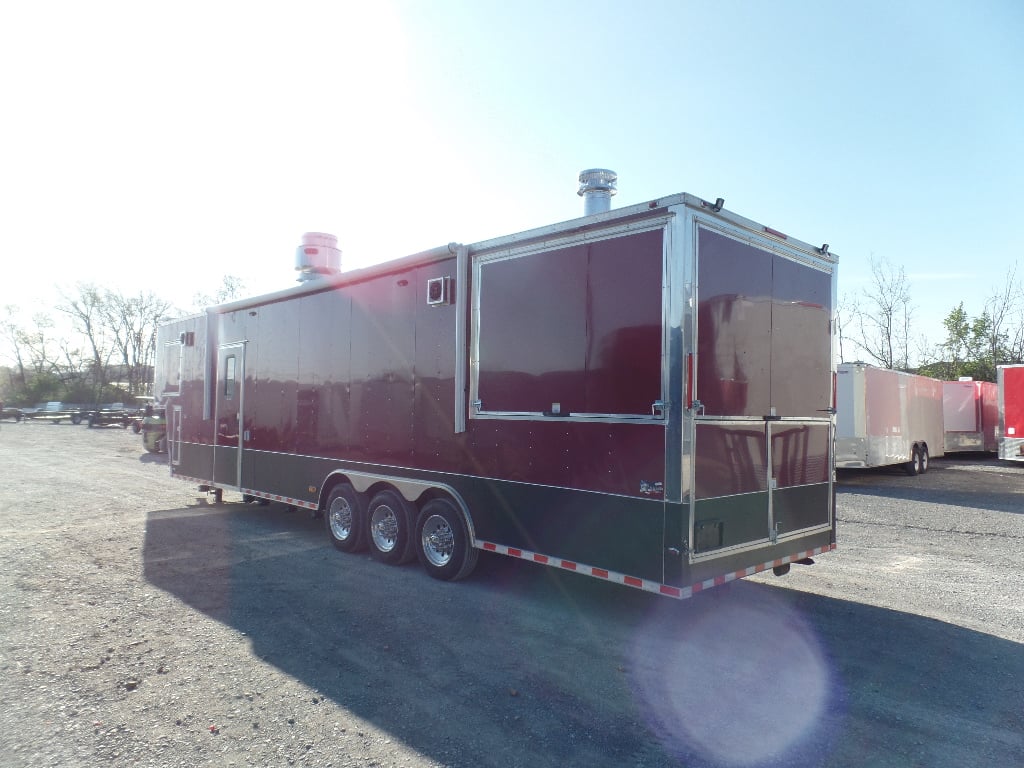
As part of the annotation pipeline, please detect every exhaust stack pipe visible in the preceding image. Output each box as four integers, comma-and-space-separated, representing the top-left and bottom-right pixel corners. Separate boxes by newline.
577, 168, 617, 216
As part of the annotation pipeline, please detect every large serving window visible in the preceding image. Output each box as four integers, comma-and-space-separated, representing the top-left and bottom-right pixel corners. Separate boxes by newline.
695, 226, 833, 419
472, 227, 664, 418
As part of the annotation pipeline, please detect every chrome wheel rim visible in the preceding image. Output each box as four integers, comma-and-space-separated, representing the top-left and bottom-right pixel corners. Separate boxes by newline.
421, 514, 455, 567
370, 504, 399, 553
328, 496, 354, 541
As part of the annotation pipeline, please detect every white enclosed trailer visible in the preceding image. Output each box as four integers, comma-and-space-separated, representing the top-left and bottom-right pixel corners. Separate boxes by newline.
835, 362, 944, 474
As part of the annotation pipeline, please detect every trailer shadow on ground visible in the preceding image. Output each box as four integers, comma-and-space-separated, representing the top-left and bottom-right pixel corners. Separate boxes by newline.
835, 482, 1023, 515
142, 502, 1024, 768
836, 458, 1024, 515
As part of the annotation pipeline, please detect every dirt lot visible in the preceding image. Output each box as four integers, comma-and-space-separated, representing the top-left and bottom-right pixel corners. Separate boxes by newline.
1, 423, 1022, 767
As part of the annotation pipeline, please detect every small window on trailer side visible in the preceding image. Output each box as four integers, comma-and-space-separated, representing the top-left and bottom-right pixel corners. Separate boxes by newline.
224, 355, 236, 399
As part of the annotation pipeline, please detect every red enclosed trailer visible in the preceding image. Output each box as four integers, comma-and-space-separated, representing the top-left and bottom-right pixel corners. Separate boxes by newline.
997, 364, 1024, 462
154, 189, 837, 598
942, 378, 999, 453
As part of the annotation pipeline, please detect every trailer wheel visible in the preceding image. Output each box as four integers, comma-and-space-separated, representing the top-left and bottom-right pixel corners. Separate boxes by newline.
71, 413, 82, 425
916, 444, 929, 474
366, 490, 415, 565
903, 447, 919, 476
324, 484, 365, 553
415, 499, 479, 582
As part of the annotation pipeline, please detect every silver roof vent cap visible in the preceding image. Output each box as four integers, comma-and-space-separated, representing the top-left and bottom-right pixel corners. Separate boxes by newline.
577, 168, 617, 216
295, 232, 341, 282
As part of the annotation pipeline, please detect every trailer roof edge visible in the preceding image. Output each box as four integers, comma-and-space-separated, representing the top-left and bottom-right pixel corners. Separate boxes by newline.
201, 191, 836, 316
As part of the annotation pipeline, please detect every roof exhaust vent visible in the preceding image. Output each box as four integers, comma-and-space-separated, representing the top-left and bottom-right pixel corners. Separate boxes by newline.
577, 168, 617, 216
295, 232, 341, 282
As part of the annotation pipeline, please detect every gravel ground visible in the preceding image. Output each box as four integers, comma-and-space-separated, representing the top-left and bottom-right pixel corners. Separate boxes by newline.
0, 422, 1022, 767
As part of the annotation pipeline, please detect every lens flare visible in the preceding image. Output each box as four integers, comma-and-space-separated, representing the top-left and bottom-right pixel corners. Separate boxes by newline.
628, 585, 839, 766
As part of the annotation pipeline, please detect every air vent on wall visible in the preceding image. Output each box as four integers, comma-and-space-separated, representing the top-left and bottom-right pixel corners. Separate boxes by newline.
426, 276, 452, 306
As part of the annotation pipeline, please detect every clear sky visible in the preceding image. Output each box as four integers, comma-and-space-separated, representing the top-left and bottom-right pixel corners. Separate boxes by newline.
2, 0, 1021, 362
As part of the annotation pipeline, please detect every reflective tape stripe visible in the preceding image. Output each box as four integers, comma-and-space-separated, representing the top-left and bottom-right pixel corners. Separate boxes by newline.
473, 540, 836, 600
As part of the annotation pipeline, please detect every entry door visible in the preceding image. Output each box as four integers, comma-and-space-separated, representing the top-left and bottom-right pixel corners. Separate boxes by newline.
690, 224, 833, 556
213, 343, 245, 489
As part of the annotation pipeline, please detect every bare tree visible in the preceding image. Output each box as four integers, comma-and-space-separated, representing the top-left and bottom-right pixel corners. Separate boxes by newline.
102, 291, 174, 395
1, 305, 29, 390
2, 311, 91, 401
984, 264, 1022, 365
58, 284, 115, 402
851, 256, 914, 370
834, 293, 856, 364
192, 275, 247, 310
20, 312, 59, 379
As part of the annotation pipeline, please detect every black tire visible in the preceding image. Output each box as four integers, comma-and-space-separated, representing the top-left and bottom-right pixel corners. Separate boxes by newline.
132, 421, 141, 434
917, 444, 929, 474
415, 498, 479, 582
71, 414, 82, 425
903, 446, 919, 476
366, 489, 416, 565
324, 484, 365, 553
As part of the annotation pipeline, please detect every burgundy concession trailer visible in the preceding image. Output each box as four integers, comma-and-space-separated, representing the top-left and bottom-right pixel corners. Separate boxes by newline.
154, 190, 838, 598
997, 364, 1024, 462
